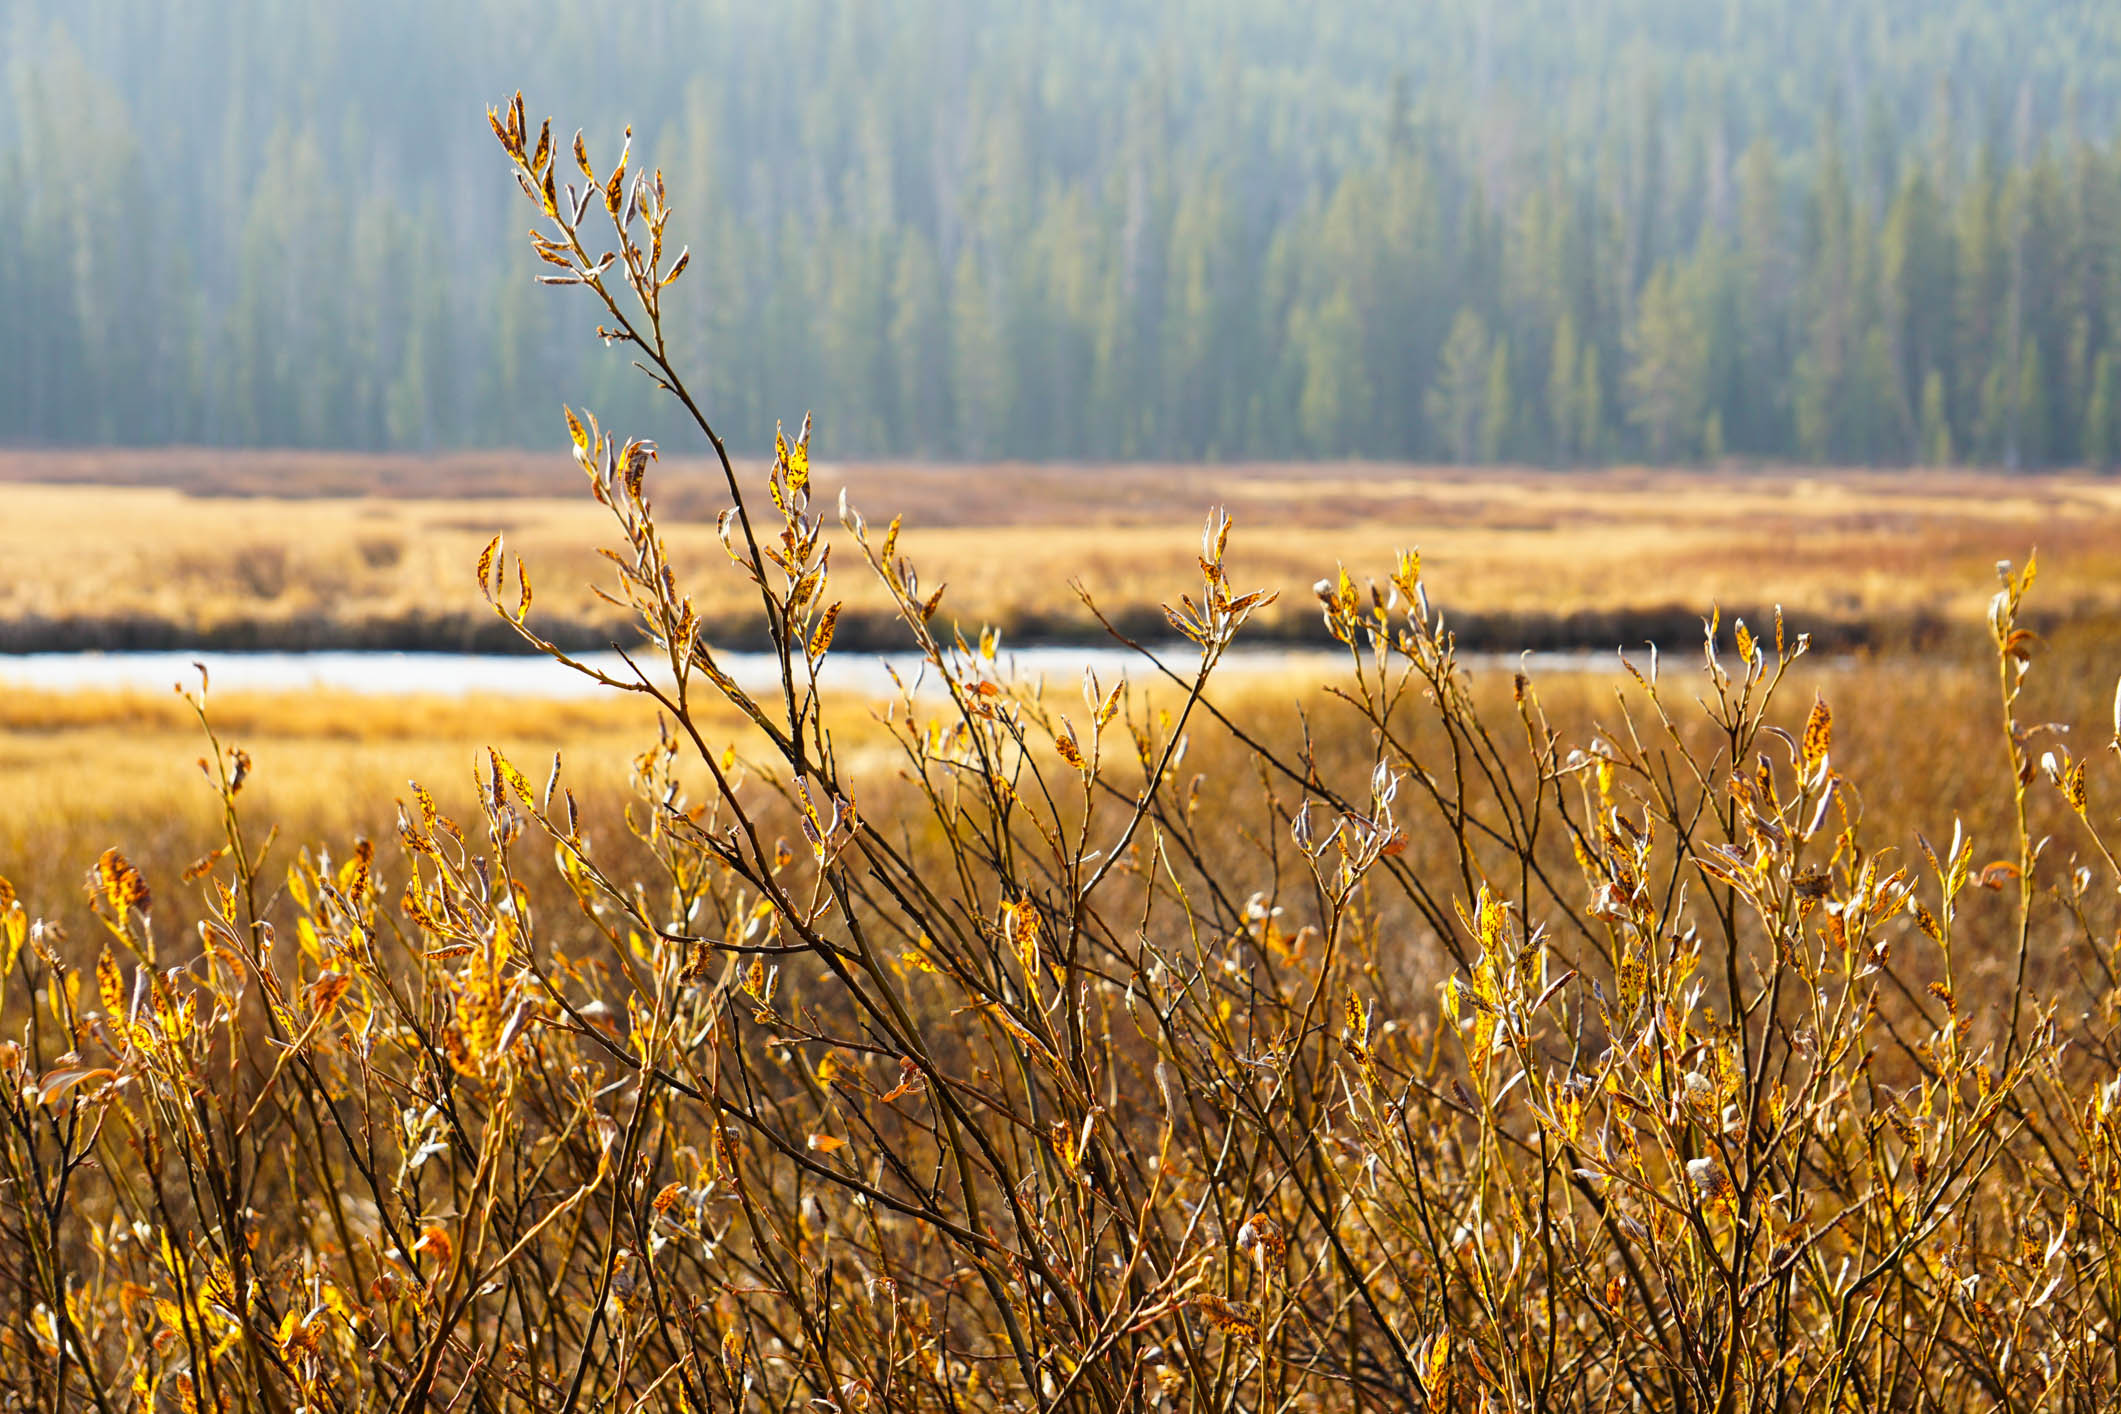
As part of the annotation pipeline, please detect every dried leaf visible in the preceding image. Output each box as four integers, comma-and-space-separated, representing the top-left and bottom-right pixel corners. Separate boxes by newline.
489, 749, 536, 810
307, 971, 352, 1018
808, 601, 842, 658
1801, 696, 1832, 781
1193, 1294, 1261, 1347
97, 947, 129, 1041
476, 534, 502, 600
96, 849, 151, 916
37, 1065, 116, 1107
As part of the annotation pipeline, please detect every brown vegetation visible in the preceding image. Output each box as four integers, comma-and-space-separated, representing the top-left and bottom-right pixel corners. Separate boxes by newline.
7, 451, 2121, 653
5, 102, 2121, 1413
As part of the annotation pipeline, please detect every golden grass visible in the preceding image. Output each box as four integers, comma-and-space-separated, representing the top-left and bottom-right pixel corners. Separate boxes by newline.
6, 458, 2121, 645
0, 636, 2076, 987
0, 691, 633, 938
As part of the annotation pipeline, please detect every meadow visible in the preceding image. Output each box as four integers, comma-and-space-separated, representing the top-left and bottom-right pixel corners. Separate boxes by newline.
8, 449, 2121, 652
5, 101, 2121, 1414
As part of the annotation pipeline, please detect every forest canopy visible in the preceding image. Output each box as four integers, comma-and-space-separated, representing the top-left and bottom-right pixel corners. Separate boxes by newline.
5, 0, 2121, 466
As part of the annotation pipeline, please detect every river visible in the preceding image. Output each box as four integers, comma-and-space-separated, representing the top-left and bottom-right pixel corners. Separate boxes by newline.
0, 644, 1630, 699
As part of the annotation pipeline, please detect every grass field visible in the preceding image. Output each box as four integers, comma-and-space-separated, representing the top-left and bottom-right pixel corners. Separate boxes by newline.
2, 625, 2092, 977
5, 449, 2119, 650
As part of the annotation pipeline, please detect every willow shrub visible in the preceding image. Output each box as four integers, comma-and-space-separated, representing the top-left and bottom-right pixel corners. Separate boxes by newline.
2, 99, 2120, 1413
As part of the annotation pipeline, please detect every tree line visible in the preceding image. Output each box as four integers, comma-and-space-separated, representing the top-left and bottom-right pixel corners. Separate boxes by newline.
3, 0, 2120, 467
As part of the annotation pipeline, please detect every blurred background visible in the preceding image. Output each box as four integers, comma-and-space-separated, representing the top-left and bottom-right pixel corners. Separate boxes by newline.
7, 0, 2121, 467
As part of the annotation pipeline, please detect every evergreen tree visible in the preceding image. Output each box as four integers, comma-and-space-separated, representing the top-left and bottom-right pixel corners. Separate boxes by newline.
1425, 309, 1494, 464
1920, 369, 1954, 466
888, 235, 951, 456
1292, 290, 1372, 455
2084, 351, 2116, 470
1481, 340, 1512, 463
948, 247, 1008, 458
1547, 314, 1581, 465
1578, 344, 1606, 461
1624, 264, 1707, 461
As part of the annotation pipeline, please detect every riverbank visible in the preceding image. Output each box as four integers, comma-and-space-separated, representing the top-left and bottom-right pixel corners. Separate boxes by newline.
0, 600, 2008, 657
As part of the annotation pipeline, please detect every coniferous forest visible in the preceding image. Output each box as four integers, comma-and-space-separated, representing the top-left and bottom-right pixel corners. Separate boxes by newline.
7, 0, 2121, 466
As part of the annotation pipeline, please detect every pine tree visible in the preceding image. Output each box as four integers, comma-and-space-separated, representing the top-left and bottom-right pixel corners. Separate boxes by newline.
948, 247, 1009, 458
889, 235, 950, 456
1624, 264, 1707, 461
2083, 351, 2116, 470
1292, 290, 1373, 456
1547, 314, 1581, 464
1481, 340, 1513, 462
1578, 343, 1606, 461
1882, 170, 1954, 459
1920, 370, 1953, 466
1426, 309, 1494, 464
2017, 342, 2049, 467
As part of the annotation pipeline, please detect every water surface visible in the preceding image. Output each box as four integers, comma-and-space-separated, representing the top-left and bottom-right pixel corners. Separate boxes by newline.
0, 644, 1626, 699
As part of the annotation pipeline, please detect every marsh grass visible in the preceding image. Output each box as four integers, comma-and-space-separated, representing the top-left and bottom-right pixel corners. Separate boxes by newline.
3, 100, 2121, 1414
10, 457, 2121, 654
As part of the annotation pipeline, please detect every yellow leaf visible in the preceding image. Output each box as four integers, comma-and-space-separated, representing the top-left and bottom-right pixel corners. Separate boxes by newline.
310, 971, 352, 1017
1425, 1327, 1452, 1390
1194, 1294, 1261, 1347
338, 838, 375, 907
1345, 991, 1370, 1048
413, 1221, 453, 1267
1095, 682, 1123, 729
489, 749, 536, 809
97, 947, 128, 1043
808, 601, 842, 658
96, 848, 151, 916
1002, 900, 1040, 979
476, 534, 502, 599
1476, 885, 1506, 950
1802, 695, 1832, 780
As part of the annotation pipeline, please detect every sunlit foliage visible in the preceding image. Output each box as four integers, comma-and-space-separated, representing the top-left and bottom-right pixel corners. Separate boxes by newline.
3, 102, 2121, 1412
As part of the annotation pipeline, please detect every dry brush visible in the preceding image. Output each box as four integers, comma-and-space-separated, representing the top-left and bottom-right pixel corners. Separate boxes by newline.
3, 100, 2121, 1414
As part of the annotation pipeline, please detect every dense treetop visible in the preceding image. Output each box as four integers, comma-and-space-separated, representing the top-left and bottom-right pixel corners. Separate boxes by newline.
5, 0, 2121, 465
